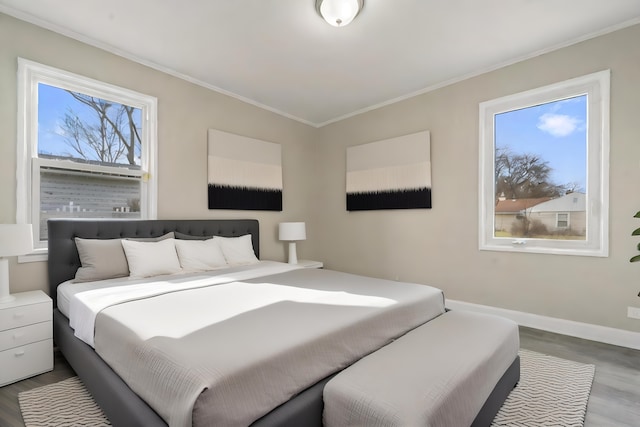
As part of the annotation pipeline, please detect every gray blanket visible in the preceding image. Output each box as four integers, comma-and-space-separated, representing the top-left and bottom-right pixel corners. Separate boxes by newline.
93, 267, 446, 427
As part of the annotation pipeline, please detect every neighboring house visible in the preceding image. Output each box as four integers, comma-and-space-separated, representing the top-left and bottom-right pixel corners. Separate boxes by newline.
529, 192, 586, 235
494, 196, 552, 232
494, 192, 586, 236
39, 154, 141, 240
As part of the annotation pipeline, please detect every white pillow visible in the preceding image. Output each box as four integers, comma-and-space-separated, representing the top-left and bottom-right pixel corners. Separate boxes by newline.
121, 238, 182, 278
174, 239, 228, 272
214, 235, 259, 266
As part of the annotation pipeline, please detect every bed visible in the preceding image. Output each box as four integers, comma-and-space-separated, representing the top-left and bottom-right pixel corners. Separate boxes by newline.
48, 218, 519, 427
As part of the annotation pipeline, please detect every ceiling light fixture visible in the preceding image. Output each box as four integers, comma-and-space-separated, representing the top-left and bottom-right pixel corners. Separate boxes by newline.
316, 0, 364, 27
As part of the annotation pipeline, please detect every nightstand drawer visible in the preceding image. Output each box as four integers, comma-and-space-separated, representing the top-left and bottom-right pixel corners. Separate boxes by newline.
0, 321, 52, 351
0, 301, 51, 331
0, 339, 53, 386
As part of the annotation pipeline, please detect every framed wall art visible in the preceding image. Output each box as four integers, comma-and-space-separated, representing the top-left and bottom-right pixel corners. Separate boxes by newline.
346, 131, 431, 211
208, 129, 282, 211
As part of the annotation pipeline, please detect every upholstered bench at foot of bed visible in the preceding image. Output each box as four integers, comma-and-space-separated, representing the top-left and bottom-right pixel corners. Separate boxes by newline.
322, 310, 520, 427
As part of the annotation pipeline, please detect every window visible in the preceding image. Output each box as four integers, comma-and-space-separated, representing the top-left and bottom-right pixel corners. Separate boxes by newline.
17, 59, 158, 256
557, 213, 569, 228
479, 70, 609, 257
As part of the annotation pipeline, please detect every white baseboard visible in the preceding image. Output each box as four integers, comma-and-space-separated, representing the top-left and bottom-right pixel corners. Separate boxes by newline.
446, 299, 640, 351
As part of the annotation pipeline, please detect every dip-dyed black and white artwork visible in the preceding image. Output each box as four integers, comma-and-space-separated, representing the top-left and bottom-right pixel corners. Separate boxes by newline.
208, 129, 282, 211
346, 131, 431, 211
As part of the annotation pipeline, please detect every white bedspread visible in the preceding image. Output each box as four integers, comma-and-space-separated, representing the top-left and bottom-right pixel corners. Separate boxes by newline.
64, 262, 446, 427
64, 262, 299, 347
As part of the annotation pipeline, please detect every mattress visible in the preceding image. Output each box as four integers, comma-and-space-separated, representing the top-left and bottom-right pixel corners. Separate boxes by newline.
62, 262, 446, 427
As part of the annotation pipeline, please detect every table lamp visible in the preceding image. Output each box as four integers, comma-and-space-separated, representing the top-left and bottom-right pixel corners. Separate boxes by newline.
0, 224, 33, 303
278, 222, 306, 264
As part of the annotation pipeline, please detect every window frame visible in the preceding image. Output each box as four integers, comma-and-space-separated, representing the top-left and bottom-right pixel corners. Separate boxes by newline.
16, 58, 158, 259
478, 70, 609, 257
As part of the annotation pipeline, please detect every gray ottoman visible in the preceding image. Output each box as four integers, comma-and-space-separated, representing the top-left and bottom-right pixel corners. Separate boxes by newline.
323, 310, 519, 427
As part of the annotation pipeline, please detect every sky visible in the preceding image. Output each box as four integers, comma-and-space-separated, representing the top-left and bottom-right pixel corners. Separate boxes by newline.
494, 94, 587, 191
37, 83, 142, 165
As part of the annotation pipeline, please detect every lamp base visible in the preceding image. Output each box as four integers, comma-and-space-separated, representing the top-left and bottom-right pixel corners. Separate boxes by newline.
287, 242, 298, 264
0, 258, 14, 304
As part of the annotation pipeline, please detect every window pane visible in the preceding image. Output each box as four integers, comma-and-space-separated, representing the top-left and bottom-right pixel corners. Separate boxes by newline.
557, 213, 569, 228
38, 166, 141, 241
494, 95, 587, 241
38, 83, 142, 168
35, 82, 144, 242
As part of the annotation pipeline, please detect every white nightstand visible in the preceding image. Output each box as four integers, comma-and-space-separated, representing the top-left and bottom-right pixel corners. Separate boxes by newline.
297, 260, 324, 269
0, 290, 53, 386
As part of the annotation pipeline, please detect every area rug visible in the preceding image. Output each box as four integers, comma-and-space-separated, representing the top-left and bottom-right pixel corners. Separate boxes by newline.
18, 376, 110, 426
18, 350, 595, 427
492, 349, 595, 427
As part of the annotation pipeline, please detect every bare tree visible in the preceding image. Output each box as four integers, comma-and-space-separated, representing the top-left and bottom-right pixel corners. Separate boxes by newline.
60, 92, 140, 165
561, 181, 585, 194
495, 147, 564, 200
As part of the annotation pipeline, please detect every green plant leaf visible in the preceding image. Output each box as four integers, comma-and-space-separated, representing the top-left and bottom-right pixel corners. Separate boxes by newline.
632, 212, 640, 263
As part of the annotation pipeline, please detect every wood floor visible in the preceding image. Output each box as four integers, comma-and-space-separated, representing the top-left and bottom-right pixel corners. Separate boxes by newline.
0, 327, 638, 427
518, 327, 640, 427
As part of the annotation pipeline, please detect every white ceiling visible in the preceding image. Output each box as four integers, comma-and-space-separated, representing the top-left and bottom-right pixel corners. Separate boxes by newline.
1, 0, 639, 127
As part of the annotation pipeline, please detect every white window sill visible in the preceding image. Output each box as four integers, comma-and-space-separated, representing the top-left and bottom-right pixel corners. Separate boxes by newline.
19, 250, 48, 263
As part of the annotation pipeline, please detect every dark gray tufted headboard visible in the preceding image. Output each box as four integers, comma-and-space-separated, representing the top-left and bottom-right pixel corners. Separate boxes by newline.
47, 218, 260, 307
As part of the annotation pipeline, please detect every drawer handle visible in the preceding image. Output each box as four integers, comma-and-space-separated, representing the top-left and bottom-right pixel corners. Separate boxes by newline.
14, 350, 25, 357
13, 332, 24, 340
13, 313, 25, 320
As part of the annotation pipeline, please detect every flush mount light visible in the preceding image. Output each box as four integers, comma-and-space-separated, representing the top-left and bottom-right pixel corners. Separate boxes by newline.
316, 0, 364, 27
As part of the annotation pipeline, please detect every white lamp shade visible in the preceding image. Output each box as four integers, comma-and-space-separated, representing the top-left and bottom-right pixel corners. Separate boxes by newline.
317, 0, 363, 27
0, 224, 33, 257
279, 222, 306, 241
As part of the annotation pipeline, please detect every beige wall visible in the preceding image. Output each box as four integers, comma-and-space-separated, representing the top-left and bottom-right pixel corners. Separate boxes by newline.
0, 14, 318, 294
2, 12, 639, 334
311, 24, 640, 333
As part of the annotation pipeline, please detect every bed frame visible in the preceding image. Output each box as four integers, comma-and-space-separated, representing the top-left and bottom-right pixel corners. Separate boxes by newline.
48, 218, 519, 427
